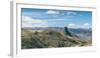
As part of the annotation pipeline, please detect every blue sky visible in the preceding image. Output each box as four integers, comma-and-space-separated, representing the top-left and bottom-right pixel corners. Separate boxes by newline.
21, 8, 92, 28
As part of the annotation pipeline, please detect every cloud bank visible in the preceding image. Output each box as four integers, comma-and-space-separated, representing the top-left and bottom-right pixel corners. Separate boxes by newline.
22, 16, 48, 28
46, 10, 59, 14
68, 23, 91, 29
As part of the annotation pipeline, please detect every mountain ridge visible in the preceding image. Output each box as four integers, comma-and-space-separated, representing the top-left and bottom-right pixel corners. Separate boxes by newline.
21, 26, 92, 49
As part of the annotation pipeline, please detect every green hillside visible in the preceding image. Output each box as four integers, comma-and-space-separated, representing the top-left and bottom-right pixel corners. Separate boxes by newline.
21, 27, 91, 49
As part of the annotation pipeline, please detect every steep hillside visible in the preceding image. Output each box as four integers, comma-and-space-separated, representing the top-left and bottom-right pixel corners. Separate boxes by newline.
21, 27, 91, 49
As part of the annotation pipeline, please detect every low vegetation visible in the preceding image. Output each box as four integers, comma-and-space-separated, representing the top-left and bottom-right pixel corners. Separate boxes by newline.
21, 27, 91, 49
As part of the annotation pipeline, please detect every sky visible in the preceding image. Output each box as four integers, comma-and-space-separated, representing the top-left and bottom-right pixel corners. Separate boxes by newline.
21, 8, 92, 29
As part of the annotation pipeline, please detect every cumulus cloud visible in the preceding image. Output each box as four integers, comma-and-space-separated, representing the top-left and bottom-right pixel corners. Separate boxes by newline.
68, 23, 91, 29
68, 23, 76, 28
46, 10, 59, 14
68, 24, 75, 26
22, 16, 48, 28
67, 12, 77, 15
82, 23, 90, 29
83, 23, 90, 26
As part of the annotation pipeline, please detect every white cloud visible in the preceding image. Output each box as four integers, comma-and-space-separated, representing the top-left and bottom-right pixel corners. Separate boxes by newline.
68, 23, 91, 29
68, 24, 75, 26
22, 16, 48, 28
83, 23, 90, 26
67, 12, 77, 15
47, 19, 66, 21
46, 10, 59, 14
82, 23, 90, 29
68, 23, 76, 28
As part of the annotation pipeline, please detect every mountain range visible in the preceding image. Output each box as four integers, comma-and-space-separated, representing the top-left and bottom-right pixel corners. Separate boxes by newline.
21, 27, 92, 49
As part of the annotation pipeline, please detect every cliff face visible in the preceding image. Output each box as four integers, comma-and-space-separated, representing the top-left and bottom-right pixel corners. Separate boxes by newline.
21, 27, 91, 49
64, 27, 72, 36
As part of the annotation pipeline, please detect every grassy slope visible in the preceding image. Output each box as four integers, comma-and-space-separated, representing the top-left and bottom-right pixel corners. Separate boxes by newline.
21, 29, 91, 49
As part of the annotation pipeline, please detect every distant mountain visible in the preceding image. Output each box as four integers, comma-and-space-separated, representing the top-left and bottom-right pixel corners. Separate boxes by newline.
69, 28, 92, 40
21, 27, 92, 49
22, 27, 92, 40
